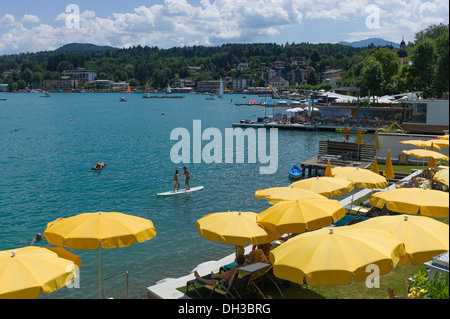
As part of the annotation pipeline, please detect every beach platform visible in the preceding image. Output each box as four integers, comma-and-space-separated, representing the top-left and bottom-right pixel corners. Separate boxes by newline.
299, 156, 372, 178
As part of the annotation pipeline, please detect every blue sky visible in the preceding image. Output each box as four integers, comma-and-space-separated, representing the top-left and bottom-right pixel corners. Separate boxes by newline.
1, 0, 448, 55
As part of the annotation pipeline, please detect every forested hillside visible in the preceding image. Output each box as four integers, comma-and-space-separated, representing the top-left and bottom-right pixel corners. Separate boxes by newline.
1, 23, 448, 98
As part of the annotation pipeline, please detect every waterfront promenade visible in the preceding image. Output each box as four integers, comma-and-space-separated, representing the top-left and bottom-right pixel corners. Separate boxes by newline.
232, 122, 378, 133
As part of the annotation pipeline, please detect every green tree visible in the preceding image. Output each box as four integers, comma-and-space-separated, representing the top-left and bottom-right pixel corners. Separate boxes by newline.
362, 58, 383, 104
372, 48, 399, 92
432, 33, 449, 97
57, 61, 74, 73
411, 38, 437, 97
306, 69, 319, 85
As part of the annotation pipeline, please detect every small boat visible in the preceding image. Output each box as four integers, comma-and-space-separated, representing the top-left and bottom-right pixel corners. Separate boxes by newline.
288, 165, 302, 179
335, 127, 368, 134
205, 95, 217, 100
142, 93, 150, 98
120, 97, 127, 102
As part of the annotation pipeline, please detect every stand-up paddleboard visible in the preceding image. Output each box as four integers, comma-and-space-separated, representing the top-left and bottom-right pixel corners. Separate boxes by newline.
157, 186, 204, 196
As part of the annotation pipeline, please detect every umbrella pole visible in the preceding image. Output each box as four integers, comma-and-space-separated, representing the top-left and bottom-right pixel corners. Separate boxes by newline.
99, 245, 102, 299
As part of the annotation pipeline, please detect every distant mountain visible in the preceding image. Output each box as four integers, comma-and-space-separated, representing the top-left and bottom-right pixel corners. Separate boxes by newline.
338, 38, 399, 48
55, 43, 118, 52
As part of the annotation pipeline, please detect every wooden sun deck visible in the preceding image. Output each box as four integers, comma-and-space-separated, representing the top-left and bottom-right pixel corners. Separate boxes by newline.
299, 156, 372, 178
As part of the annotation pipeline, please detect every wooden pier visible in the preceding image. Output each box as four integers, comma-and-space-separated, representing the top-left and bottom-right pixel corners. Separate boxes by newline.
300, 140, 376, 178
300, 156, 372, 178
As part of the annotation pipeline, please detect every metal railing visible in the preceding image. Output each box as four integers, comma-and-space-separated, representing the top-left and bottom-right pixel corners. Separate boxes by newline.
103, 271, 129, 299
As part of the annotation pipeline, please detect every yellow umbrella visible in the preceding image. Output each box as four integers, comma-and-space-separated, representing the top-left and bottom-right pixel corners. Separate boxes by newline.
290, 177, 354, 198
374, 130, 381, 150
370, 188, 449, 217
429, 139, 449, 147
254, 186, 326, 205
402, 149, 449, 161
258, 199, 346, 234
324, 160, 333, 177
44, 212, 156, 298
383, 150, 395, 179
195, 211, 279, 246
437, 134, 449, 140
332, 167, 388, 189
427, 156, 437, 167
433, 168, 449, 186
400, 140, 442, 150
270, 226, 405, 286
371, 157, 380, 175
352, 215, 449, 265
356, 128, 363, 145
0, 246, 81, 299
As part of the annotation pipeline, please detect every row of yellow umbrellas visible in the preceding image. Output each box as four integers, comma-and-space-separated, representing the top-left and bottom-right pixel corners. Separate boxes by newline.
270, 214, 448, 287
198, 164, 447, 249
399, 137, 449, 167
196, 161, 449, 292
1, 212, 156, 299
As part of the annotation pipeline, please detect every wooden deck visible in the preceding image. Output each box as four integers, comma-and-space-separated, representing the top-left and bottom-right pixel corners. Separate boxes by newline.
299, 156, 372, 178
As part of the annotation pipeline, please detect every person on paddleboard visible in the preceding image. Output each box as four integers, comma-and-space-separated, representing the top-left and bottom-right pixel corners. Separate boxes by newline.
182, 166, 193, 190
173, 170, 181, 192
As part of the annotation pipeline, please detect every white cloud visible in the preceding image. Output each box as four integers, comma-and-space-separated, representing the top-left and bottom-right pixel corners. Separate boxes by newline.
0, 14, 16, 27
0, 0, 448, 55
20, 14, 40, 24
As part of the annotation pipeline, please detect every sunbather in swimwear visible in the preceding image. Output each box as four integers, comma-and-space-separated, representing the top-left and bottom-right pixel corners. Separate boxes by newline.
193, 255, 245, 288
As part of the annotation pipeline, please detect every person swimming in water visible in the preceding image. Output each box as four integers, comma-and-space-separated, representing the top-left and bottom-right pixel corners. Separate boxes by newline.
182, 166, 193, 190
173, 170, 180, 192
92, 162, 106, 170
31, 233, 43, 246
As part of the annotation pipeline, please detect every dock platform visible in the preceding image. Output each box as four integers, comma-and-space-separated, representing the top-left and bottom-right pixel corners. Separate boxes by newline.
299, 156, 372, 178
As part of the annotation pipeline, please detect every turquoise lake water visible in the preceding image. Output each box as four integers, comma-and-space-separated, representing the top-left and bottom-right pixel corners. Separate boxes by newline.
0, 92, 374, 298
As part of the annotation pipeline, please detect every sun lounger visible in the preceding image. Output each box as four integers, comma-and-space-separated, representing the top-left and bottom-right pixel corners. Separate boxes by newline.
186, 270, 252, 299
242, 262, 286, 299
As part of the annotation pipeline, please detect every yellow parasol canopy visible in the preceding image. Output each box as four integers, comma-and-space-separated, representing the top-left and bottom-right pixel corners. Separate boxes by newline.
437, 134, 449, 140
258, 199, 346, 234
400, 140, 442, 150
370, 188, 449, 217
196, 211, 279, 246
374, 130, 381, 150
44, 212, 156, 298
428, 139, 449, 149
371, 157, 380, 175
270, 226, 405, 286
352, 215, 449, 265
402, 149, 449, 161
383, 150, 395, 179
0, 246, 81, 299
254, 186, 326, 205
290, 177, 354, 198
44, 212, 157, 250
324, 160, 333, 177
433, 167, 449, 186
356, 128, 363, 145
428, 156, 437, 167
331, 167, 388, 189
